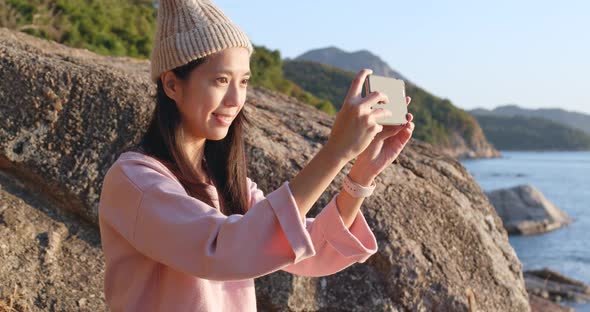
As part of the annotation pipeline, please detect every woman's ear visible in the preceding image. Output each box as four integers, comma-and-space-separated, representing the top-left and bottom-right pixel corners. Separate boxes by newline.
162, 71, 180, 102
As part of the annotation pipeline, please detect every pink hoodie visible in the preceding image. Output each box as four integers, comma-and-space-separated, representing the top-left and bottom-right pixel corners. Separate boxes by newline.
98, 151, 378, 311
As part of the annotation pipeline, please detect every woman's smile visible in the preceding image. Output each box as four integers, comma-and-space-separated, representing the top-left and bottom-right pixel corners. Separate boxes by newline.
212, 112, 234, 126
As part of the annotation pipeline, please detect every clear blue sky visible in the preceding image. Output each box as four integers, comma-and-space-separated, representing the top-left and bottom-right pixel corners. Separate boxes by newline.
214, 0, 590, 114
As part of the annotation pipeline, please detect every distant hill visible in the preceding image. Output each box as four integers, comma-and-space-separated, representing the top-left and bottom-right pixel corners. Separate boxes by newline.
293, 46, 409, 82
249, 45, 336, 114
473, 115, 590, 150
471, 105, 590, 135
283, 58, 499, 159
283, 60, 354, 111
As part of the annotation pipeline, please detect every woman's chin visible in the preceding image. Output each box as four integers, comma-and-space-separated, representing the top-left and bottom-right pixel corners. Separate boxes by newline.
208, 129, 230, 141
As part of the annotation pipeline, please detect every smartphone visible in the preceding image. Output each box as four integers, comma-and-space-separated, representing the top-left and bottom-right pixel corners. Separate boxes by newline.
364, 74, 408, 125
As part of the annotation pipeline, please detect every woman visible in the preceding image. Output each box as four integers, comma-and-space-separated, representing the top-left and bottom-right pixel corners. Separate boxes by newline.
98, 0, 414, 311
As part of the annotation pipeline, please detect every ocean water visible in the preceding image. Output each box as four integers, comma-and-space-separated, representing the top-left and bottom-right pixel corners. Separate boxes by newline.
461, 151, 590, 310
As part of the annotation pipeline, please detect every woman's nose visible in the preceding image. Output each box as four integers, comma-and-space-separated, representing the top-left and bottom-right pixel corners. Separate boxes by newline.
223, 83, 243, 107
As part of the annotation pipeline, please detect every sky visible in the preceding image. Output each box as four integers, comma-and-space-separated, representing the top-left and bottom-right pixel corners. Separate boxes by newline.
214, 0, 590, 114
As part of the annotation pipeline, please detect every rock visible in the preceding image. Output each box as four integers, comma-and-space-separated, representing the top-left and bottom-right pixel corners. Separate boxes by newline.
0, 28, 153, 224
0, 27, 530, 311
485, 184, 573, 235
529, 294, 574, 312
0, 170, 105, 311
525, 268, 590, 304
78, 297, 87, 307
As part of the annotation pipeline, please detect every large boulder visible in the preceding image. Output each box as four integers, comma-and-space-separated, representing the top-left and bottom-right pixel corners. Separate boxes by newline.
0, 169, 105, 311
0, 27, 531, 311
485, 184, 573, 235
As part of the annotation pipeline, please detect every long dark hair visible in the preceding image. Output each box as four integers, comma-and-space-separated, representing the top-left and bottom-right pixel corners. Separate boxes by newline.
126, 56, 252, 216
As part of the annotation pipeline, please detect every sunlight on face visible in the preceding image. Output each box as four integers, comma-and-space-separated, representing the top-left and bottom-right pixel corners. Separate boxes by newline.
176, 47, 251, 141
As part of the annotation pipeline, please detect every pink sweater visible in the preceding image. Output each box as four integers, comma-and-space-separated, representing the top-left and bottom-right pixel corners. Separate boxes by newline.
98, 151, 378, 311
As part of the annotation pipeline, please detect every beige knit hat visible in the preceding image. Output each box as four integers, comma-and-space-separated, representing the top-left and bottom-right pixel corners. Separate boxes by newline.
150, 0, 254, 83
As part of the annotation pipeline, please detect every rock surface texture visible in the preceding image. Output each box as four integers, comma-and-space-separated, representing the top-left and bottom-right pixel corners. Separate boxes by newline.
486, 184, 573, 235
0, 28, 531, 311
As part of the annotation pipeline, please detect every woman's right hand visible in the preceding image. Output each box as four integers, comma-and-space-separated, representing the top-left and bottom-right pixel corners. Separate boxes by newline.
326, 69, 393, 163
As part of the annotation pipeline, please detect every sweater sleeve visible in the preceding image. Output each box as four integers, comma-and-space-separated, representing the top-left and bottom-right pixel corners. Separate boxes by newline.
248, 178, 379, 277
98, 161, 316, 281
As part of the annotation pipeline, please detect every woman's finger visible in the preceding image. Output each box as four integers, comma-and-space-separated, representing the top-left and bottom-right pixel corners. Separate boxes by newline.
382, 124, 405, 133
400, 122, 415, 143
345, 68, 373, 103
362, 91, 389, 111
376, 124, 405, 140
380, 114, 412, 136
369, 107, 393, 122
385, 121, 414, 149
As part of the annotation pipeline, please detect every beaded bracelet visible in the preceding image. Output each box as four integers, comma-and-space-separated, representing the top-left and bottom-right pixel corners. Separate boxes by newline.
342, 174, 376, 198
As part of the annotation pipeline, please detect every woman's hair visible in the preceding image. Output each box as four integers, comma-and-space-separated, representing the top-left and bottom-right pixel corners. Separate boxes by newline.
126, 56, 252, 216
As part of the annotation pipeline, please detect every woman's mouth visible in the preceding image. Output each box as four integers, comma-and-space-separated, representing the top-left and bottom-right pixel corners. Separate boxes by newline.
212, 113, 233, 126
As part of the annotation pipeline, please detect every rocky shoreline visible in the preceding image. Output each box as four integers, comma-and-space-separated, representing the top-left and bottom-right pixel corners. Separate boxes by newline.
474, 180, 587, 310
525, 269, 590, 305
0, 26, 541, 311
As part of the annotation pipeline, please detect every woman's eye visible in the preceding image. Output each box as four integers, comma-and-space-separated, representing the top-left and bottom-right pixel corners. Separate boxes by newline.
242, 79, 249, 84
216, 77, 228, 84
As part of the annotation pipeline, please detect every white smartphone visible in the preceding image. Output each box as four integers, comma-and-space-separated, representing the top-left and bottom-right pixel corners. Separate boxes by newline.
364, 74, 408, 125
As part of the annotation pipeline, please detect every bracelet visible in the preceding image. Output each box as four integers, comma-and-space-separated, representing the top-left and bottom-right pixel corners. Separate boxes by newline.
342, 174, 376, 198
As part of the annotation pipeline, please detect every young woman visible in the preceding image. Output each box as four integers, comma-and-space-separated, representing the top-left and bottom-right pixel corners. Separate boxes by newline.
98, 0, 414, 311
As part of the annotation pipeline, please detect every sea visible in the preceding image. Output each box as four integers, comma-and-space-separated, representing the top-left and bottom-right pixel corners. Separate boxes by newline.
461, 151, 590, 311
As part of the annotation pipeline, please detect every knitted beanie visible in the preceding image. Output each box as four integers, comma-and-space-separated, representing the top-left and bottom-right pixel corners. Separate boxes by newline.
150, 0, 254, 83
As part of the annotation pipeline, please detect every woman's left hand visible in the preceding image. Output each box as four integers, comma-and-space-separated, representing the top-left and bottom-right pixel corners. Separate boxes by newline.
348, 96, 415, 185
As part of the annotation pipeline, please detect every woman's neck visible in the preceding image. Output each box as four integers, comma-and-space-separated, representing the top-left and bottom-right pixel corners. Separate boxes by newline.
183, 136, 210, 183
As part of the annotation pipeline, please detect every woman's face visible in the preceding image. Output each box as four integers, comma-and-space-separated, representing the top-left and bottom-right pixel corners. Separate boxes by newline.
164, 47, 251, 141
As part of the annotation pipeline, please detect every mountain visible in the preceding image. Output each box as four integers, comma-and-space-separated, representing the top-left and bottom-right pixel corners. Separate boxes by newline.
473, 115, 590, 150
471, 105, 590, 135
284, 54, 499, 159
294, 46, 409, 82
